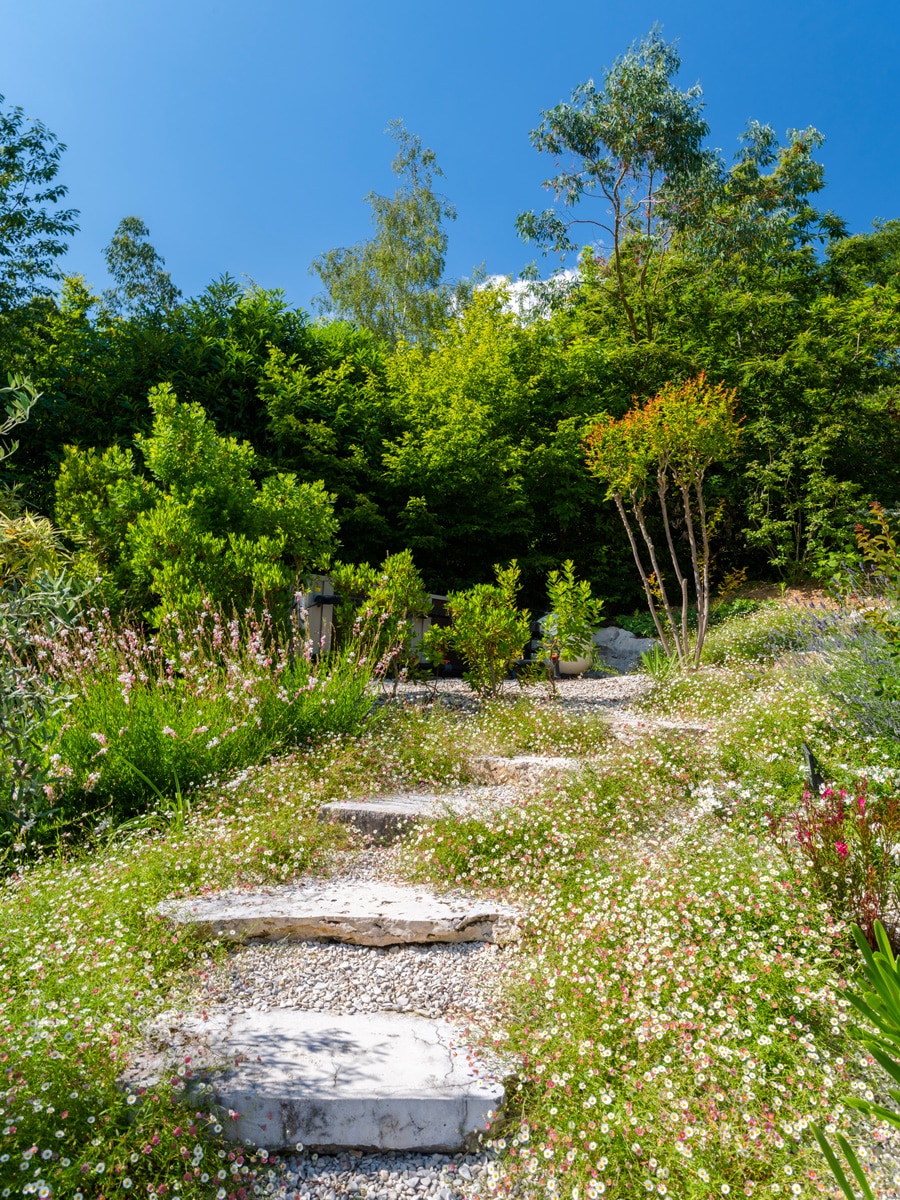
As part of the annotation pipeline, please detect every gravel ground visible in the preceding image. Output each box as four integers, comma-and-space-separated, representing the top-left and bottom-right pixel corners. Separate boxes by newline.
193, 939, 510, 1021
274, 1149, 494, 1199
373, 673, 652, 714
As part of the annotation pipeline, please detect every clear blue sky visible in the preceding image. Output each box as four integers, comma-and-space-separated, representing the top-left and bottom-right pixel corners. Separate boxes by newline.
3, 0, 898, 311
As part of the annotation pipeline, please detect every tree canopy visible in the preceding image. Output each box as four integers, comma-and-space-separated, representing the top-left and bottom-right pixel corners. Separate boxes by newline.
0, 92, 79, 309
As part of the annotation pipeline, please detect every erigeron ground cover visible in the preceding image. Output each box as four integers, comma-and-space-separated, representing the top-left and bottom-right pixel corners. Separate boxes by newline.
2, 603, 899, 1198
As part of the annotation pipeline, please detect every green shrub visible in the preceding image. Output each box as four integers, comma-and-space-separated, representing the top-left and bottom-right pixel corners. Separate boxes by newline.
331, 549, 431, 682
539, 559, 604, 668
422, 561, 531, 697
56, 383, 338, 622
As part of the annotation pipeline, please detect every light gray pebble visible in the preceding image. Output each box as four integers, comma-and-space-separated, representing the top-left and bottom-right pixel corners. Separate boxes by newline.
192, 937, 511, 1020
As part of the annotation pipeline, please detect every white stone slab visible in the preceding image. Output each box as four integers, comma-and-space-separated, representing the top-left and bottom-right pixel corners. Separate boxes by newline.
158, 879, 521, 945
129, 1009, 506, 1151
319, 795, 442, 841
318, 788, 499, 842
467, 755, 581, 785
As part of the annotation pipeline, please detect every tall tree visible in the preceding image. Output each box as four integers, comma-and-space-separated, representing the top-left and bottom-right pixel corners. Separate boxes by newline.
102, 216, 180, 316
0, 93, 79, 309
518, 28, 842, 343
311, 121, 457, 345
516, 28, 711, 342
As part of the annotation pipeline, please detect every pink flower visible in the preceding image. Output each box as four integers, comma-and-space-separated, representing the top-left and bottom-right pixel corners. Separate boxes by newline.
835, 841, 849, 859
162, 726, 177, 738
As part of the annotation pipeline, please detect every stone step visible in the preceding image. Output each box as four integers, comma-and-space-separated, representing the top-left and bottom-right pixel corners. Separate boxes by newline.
158, 879, 522, 946
129, 1008, 506, 1152
466, 754, 581, 785
317, 788, 500, 843
605, 714, 712, 739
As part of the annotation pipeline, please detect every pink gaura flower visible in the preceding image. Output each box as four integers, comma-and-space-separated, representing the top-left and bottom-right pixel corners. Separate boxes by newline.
835, 841, 849, 859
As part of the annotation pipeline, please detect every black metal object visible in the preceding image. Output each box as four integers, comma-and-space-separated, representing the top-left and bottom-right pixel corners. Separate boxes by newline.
307, 593, 339, 607
802, 743, 825, 795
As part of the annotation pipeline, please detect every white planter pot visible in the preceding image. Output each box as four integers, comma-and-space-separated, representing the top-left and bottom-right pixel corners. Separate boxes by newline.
558, 655, 592, 676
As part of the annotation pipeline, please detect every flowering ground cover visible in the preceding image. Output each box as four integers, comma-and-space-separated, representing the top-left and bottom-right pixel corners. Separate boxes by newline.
1, 602, 899, 1197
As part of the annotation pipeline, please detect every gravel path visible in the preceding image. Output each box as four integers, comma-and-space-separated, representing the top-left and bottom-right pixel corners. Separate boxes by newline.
177, 674, 656, 1199
276, 1149, 494, 1199
375, 673, 652, 714
194, 939, 510, 1021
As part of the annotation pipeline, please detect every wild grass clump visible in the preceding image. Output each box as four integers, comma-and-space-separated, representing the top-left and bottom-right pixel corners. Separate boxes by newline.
25, 605, 373, 844
700, 601, 809, 667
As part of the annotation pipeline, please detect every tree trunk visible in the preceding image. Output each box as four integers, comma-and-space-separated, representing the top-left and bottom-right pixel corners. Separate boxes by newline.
613, 493, 672, 654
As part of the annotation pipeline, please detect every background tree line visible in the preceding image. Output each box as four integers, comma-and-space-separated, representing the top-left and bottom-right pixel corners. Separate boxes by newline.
1, 31, 899, 621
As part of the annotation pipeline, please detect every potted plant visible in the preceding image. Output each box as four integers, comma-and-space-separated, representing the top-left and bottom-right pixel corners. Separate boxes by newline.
540, 560, 604, 676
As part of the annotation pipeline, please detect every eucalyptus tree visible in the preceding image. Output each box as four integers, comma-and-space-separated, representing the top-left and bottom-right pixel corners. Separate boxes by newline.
102, 216, 181, 316
516, 29, 711, 342
311, 121, 457, 346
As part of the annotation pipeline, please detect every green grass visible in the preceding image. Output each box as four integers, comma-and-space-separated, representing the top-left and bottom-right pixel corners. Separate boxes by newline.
5, 599, 900, 1198
0, 758, 349, 1198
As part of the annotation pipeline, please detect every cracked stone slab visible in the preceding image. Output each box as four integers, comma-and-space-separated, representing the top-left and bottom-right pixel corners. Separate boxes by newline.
317, 788, 503, 843
158, 879, 522, 946
467, 755, 581, 786
127, 1009, 507, 1152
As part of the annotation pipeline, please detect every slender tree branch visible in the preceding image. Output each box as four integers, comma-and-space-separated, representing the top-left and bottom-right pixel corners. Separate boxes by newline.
658, 469, 690, 660
613, 492, 672, 654
633, 497, 684, 662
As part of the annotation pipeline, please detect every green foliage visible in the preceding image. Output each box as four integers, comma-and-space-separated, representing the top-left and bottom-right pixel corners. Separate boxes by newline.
102, 215, 180, 316
29, 606, 373, 841
331, 549, 431, 679
0, 29, 899, 607
517, 28, 711, 343
638, 642, 682, 679
0, 92, 79, 309
585, 374, 741, 667
383, 288, 556, 590
0, 372, 41, 469
425, 561, 531, 696
311, 121, 458, 346
813, 920, 900, 1200
0, 578, 81, 855
540, 558, 604, 665
56, 383, 338, 621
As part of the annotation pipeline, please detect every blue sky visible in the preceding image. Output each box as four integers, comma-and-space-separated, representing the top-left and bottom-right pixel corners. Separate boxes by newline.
2, 0, 898, 311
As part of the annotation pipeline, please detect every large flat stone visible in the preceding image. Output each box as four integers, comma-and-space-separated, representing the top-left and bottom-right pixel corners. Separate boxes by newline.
129, 1009, 506, 1152
593, 626, 657, 674
318, 788, 501, 842
467, 755, 581, 786
158, 879, 521, 946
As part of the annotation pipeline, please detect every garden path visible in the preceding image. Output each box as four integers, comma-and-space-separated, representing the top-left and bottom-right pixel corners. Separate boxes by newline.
145, 675, 692, 1199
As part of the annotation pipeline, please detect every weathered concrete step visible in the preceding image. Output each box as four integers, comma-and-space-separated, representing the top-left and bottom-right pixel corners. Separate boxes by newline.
130, 1009, 506, 1152
467, 755, 581, 785
158, 879, 521, 946
318, 788, 499, 843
